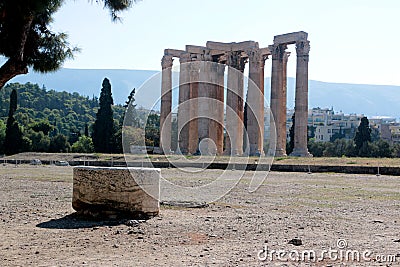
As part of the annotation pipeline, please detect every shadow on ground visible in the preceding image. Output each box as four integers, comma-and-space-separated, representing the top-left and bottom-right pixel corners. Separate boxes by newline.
36, 213, 128, 229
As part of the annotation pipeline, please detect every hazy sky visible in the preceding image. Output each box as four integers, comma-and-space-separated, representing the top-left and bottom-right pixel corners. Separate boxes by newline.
52, 0, 400, 85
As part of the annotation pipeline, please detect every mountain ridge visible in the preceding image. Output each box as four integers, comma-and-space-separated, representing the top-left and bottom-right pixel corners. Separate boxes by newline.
8, 68, 400, 119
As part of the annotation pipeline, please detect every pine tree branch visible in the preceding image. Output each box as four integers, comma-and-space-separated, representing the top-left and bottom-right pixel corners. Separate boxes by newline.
0, 58, 28, 89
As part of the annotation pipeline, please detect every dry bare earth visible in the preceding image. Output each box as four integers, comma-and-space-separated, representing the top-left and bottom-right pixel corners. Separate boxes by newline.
0, 165, 400, 266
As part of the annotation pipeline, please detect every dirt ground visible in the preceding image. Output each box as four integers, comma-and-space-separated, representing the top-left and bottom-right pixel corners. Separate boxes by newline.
1, 164, 400, 266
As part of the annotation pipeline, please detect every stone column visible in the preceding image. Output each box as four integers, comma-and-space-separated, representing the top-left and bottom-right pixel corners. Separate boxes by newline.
280, 51, 290, 155
188, 60, 199, 154
160, 55, 174, 154
215, 61, 225, 156
270, 45, 288, 157
198, 59, 212, 154
247, 48, 265, 156
208, 60, 225, 155
177, 53, 191, 154
258, 55, 266, 154
290, 40, 312, 157
225, 52, 245, 155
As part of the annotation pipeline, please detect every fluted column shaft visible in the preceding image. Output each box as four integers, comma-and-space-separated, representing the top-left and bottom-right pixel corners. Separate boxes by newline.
270, 45, 288, 157
280, 51, 290, 154
247, 49, 265, 156
207, 61, 225, 155
290, 40, 312, 157
188, 61, 199, 154
160, 55, 173, 154
198, 61, 211, 153
226, 52, 245, 156
177, 53, 191, 154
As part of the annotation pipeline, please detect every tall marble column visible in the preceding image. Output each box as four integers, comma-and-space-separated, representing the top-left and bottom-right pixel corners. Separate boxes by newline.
188, 60, 199, 154
177, 53, 191, 154
215, 61, 225, 156
208, 61, 225, 155
226, 52, 245, 156
247, 48, 265, 156
270, 44, 288, 157
280, 51, 290, 155
290, 40, 312, 157
198, 59, 212, 154
160, 55, 173, 154
258, 55, 266, 154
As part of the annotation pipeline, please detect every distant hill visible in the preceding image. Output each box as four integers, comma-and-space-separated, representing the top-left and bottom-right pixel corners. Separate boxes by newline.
9, 68, 400, 118
0, 82, 125, 137
9, 69, 159, 108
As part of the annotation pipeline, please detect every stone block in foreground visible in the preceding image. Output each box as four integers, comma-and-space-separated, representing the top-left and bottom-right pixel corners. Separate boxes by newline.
72, 166, 160, 219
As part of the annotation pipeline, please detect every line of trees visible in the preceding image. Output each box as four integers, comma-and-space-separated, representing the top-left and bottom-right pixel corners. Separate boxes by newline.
305, 116, 399, 158
0, 79, 160, 155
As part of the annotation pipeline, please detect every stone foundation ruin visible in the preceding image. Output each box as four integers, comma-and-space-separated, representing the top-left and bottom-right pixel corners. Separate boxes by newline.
72, 166, 160, 219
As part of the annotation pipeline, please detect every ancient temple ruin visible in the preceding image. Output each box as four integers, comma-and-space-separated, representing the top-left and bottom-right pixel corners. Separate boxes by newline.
159, 31, 311, 157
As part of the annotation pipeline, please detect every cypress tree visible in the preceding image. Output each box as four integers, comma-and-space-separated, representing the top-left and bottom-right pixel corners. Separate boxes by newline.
4, 89, 23, 155
354, 116, 371, 157
115, 88, 137, 153
124, 88, 136, 109
9, 89, 17, 115
287, 113, 295, 155
122, 88, 138, 127
84, 123, 89, 137
92, 78, 117, 153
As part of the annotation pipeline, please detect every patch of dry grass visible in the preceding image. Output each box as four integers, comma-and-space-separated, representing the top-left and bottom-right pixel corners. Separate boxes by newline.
5, 152, 400, 167
0, 164, 73, 182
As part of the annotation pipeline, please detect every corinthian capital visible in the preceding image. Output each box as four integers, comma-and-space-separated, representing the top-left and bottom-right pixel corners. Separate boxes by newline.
161, 55, 173, 69
270, 44, 287, 61
227, 51, 246, 72
295, 40, 310, 56
247, 48, 263, 69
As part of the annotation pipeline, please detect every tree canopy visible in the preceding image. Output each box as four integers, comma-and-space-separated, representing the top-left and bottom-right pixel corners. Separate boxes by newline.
0, 0, 134, 88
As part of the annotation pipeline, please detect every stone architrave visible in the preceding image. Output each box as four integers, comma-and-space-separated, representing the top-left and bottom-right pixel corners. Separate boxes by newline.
160, 55, 173, 154
290, 40, 312, 157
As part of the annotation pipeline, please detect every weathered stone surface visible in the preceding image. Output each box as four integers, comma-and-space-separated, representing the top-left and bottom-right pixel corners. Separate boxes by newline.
274, 31, 308, 45
72, 167, 160, 219
164, 48, 185, 57
290, 40, 312, 157
206, 40, 258, 51
160, 201, 208, 208
160, 55, 173, 154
